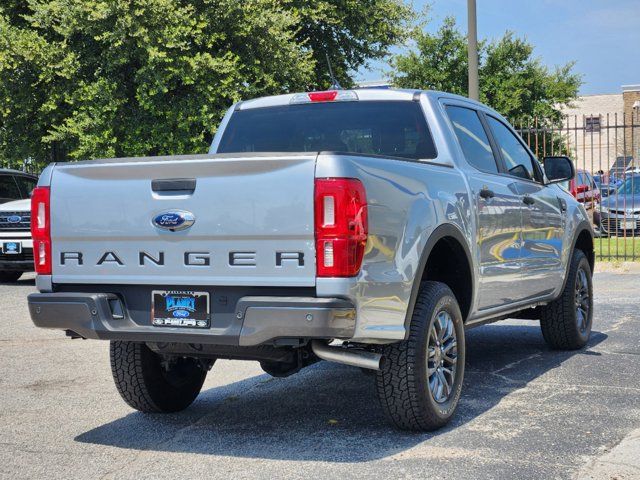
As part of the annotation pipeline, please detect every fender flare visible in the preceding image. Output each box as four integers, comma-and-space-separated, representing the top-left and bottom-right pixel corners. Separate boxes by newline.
558, 220, 594, 295
403, 223, 474, 337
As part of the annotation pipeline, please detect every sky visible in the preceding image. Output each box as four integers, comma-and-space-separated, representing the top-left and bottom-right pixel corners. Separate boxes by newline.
357, 0, 640, 95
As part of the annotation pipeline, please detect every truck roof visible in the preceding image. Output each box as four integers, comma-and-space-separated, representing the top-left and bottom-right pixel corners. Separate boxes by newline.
236, 88, 499, 116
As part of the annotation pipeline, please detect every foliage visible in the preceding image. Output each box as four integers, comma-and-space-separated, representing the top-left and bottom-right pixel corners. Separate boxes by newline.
288, 0, 413, 88
0, 0, 411, 165
390, 16, 582, 123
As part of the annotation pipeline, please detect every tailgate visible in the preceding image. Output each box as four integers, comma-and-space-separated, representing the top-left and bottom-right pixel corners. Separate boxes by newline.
50, 154, 317, 286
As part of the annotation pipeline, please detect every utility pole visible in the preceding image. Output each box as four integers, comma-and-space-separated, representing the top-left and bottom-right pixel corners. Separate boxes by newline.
467, 0, 479, 100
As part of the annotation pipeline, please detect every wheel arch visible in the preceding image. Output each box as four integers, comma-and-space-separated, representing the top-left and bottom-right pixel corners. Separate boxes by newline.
404, 224, 474, 338
557, 221, 594, 296
574, 224, 595, 272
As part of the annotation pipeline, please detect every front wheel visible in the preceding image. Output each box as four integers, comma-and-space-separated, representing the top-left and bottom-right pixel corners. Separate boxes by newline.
539, 249, 593, 350
376, 281, 465, 431
110, 341, 208, 413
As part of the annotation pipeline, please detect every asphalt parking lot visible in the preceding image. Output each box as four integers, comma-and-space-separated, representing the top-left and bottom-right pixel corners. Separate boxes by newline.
1, 272, 639, 480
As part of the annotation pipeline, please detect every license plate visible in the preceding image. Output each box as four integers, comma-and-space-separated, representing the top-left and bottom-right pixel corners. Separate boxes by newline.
2, 241, 21, 254
622, 220, 636, 230
151, 290, 210, 328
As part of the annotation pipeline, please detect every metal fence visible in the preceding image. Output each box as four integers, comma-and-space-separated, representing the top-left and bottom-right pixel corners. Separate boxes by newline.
517, 111, 640, 261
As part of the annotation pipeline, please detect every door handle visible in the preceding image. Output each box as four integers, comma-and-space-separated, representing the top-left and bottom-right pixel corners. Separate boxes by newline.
523, 195, 535, 206
479, 187, 495, 200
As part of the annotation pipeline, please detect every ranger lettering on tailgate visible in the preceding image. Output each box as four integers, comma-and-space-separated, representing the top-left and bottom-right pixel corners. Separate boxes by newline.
59, 250, 305, 267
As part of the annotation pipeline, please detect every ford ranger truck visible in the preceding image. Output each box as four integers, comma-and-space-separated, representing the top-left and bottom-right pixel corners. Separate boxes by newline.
28, 89, 594, 431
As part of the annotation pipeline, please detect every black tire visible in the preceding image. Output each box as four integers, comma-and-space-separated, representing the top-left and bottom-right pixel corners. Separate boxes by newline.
0, 271, 22, 282
376, 281, 465, 431
540, 249, 593, 350
110, 341, 208, 413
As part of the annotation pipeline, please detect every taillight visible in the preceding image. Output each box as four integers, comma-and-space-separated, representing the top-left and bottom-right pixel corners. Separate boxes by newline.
308, 91, 338, 102
314, 178, 368, 277
31, 186, 51, 275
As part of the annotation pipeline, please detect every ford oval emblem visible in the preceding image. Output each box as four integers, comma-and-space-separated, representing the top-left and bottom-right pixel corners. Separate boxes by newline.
173, 310, 190, 318
152, 210, 195, 231
7, 215, 22, 223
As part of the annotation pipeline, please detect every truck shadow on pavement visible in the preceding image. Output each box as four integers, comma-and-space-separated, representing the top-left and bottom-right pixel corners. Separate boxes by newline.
75, 322, 607, 462
1, 276, 35, 286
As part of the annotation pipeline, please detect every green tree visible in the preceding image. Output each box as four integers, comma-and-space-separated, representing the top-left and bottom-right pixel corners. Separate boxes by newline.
0, 0, 412, 166
289, 0, 413, 88
390, 17, 582, 122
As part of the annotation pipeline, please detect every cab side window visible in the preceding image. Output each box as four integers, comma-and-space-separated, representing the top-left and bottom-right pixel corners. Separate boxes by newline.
445, 106, 499, 174
487, 116, 540, 182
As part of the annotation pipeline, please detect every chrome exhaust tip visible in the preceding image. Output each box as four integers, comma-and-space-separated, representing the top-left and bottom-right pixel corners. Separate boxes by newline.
311, 340, 384, 371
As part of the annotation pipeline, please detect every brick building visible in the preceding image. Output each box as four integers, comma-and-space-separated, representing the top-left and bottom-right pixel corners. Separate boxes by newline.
560, 85, 640, 173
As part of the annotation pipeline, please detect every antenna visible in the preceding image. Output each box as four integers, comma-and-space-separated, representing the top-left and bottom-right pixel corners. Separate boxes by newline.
325, 51, 342, 90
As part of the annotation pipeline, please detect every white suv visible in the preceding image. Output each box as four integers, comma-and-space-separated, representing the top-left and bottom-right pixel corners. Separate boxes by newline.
0, 169, 38, 282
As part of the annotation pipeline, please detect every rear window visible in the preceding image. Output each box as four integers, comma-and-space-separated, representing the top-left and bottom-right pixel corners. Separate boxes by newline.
217, 101, 436, 160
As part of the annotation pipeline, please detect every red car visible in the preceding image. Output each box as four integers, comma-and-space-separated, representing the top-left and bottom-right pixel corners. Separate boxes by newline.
561, 169, 600, 209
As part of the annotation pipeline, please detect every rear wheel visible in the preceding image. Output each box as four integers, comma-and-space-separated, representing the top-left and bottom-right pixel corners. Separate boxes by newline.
376, 281, 465, 431
110, 341, 208, 413
540, 249, 593, 350
0, 271, 22, 282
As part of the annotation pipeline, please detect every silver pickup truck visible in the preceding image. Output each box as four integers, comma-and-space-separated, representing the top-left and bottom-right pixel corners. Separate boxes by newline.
28, 89, 594, 431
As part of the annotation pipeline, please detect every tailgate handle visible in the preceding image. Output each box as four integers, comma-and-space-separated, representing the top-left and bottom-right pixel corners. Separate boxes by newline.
152, 178, 196, 193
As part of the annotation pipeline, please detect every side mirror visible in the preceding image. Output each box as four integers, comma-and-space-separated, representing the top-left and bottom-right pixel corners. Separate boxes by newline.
543, 156, 575, 184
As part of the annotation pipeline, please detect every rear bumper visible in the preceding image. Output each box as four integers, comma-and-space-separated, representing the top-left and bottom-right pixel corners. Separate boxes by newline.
28, 292, 356, 346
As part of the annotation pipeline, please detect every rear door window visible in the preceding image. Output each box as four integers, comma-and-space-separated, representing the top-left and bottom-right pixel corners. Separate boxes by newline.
445, 106, 499, 173
218, 101, 437, 160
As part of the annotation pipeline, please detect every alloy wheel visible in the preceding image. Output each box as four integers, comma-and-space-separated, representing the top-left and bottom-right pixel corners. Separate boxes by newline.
575, 267, 591, 334
427, 310, 458, 403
